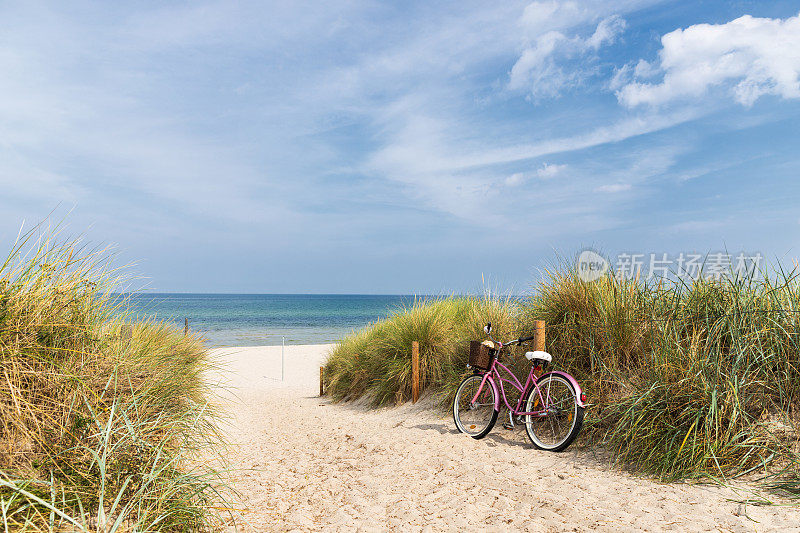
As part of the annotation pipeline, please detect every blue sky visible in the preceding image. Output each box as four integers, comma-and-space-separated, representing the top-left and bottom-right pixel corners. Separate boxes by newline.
1, 1, 799, 293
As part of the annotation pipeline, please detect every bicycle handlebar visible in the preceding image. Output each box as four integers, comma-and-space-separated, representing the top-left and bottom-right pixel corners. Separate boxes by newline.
492, 334, 535, 347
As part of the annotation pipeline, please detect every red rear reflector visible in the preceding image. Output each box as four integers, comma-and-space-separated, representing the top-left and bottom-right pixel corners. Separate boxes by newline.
580, 393, 587, 403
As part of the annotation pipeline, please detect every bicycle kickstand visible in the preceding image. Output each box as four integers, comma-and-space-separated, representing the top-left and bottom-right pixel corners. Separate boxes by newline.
502, 410, 515, 430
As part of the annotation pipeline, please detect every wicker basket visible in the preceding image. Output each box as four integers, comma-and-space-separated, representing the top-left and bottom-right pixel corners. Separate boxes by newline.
469, 341, 495, 371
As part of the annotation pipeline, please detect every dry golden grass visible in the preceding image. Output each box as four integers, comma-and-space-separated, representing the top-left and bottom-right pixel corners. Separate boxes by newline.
0, 229, 228, 531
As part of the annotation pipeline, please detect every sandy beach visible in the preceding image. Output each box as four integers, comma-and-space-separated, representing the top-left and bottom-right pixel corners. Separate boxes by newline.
212, 344, 800, 532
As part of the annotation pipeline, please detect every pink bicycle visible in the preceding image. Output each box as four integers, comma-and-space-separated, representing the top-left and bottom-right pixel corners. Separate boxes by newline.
452, 323, 587, 451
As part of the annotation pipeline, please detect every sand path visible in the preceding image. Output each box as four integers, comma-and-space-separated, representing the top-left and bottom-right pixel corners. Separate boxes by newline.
212, 344, 800, 532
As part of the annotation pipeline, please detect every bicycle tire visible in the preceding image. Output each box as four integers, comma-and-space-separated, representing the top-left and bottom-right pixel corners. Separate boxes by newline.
452, 374, 498, 439
523, 373, 584, 452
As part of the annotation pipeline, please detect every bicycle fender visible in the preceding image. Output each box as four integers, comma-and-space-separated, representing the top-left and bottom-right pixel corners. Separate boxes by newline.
545, 371, 587, 408
480, 373, 501, 411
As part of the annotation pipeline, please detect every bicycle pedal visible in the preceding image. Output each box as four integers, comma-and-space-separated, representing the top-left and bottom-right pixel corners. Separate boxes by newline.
502, 422, 514, 430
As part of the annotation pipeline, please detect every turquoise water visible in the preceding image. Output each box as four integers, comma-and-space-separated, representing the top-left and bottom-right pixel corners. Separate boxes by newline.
120, 294, 418, 347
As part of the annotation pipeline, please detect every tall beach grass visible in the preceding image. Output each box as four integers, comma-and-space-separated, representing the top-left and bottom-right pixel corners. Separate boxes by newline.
0, 229, 227, 531
522, 262, 800, 483
324, 259, 800, 489
325, 295, 518, 406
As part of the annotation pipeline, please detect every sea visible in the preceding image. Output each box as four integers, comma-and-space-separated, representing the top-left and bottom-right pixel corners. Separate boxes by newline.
120, 294, 418, 347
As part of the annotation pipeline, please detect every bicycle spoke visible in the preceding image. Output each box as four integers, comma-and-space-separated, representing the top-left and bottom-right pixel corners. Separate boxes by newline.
552, 408, 563, 435
548, 411, 558, 440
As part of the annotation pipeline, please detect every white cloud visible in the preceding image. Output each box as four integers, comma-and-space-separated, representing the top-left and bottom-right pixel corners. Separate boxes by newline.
362, 92, 701, 231
633, 59, 658, 78
664, 219, 726, 234
519, 0, 655, 35
362, 106, 700, 223
457, 108, 700, 171
608, 63, 632, 91
505, 172, 527, 186
508, 31, 572, 96
587, 15, 627, 49
596, 183, 631, 192
609, 59, 659, 91
504, 162, 567, 186
618, 12, 800, 107
520, 1, 585, 34
509, 14, 626, 98
537, 162, 567, 178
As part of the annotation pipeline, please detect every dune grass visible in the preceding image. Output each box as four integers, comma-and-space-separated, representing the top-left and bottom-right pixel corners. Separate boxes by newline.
325, 295, 518, 406
0, 230, 227, 531
324, 259, 800, 489
521, 263, 800, 482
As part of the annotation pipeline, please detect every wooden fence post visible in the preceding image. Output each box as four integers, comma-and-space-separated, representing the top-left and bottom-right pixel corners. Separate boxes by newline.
534, 320, 546, 352
184, 318, 188, 336
412, 341, 420, 403
319, 366, 324, 396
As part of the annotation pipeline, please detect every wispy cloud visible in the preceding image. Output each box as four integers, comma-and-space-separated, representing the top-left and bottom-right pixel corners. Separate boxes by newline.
596, 183, 632, 192
1, 1, 798, 292
508, 14, 627, 98
505, 162, 567, 186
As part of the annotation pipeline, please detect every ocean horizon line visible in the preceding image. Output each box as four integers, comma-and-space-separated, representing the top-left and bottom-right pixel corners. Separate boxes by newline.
113, 292, 526, 297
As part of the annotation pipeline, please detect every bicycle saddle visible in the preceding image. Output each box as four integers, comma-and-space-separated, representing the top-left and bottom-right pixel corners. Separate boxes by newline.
525, 350, 551, 363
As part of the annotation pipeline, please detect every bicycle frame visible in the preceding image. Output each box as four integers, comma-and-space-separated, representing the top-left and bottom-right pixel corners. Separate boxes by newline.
470, 353, 587, 415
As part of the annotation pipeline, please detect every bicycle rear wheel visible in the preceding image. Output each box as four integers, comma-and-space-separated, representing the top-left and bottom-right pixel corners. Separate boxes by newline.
524, 373, 584, 451
452, 374, 498, 439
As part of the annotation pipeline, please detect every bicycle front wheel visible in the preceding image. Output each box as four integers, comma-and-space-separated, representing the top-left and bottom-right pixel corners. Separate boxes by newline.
452, 374, 498, 439
524, 373, 584, 451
